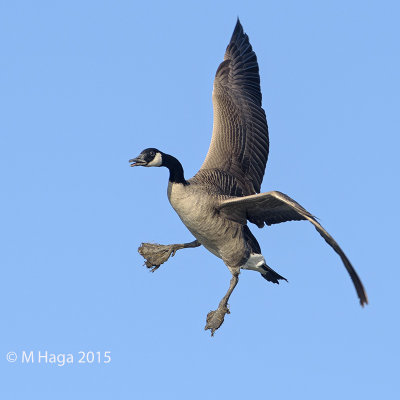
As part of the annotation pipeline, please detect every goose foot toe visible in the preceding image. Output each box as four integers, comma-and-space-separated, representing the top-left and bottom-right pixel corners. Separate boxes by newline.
138, 243, 183, 271
204, 305, 230, 336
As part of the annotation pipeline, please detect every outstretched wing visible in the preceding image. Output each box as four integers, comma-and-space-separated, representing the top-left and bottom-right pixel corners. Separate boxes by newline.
198, 19, 269, 196
217, 191, 368, 306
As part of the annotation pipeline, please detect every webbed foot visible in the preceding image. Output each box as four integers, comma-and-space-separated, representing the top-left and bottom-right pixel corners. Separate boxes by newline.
138, 240, 201, 271
138, 243, 183, 271
204, 272, 239, 336
204, 304, 230, 336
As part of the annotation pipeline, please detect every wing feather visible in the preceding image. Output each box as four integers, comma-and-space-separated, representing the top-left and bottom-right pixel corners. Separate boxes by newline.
217, 191, 368, 306
197, 19, 269, 196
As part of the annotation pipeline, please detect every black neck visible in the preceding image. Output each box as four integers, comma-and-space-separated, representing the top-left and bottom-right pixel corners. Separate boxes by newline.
162, 153, 187, 185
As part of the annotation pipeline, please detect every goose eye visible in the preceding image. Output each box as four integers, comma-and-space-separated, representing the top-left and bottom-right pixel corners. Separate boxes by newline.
150, 151, 155, 157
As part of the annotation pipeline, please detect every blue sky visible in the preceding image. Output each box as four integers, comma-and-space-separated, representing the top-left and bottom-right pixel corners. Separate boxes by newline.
1, 1, 399, 399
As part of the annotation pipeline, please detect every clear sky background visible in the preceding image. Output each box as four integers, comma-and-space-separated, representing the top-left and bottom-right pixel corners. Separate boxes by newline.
1, 1, 399, 399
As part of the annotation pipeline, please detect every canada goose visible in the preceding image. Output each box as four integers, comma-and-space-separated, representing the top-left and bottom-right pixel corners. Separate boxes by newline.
130, 19, 368, 335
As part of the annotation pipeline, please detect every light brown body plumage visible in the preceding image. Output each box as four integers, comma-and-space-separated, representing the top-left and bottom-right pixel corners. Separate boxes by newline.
168, 180, 248, 268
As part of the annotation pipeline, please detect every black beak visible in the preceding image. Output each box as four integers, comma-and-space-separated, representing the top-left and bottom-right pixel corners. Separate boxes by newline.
129, 155, 147, 167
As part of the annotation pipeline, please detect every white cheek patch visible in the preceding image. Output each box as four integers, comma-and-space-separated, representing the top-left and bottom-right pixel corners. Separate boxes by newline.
146, 152, 162, 167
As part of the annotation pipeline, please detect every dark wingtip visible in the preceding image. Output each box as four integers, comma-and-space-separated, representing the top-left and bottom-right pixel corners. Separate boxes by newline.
233, 17, 243, 36
360, 293, 369, 307
353, 271, 368, 307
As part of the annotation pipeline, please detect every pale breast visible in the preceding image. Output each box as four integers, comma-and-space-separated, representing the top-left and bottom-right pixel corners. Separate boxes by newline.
167, 182, 247, 263
167, 182, 217, 236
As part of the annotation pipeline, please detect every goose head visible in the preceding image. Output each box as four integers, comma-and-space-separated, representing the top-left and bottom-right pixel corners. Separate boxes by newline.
129, 148, 163, 167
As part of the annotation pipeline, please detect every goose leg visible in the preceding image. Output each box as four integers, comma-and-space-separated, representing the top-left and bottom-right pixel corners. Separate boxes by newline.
138, 240, 201, 272
205, 268, 240, 336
